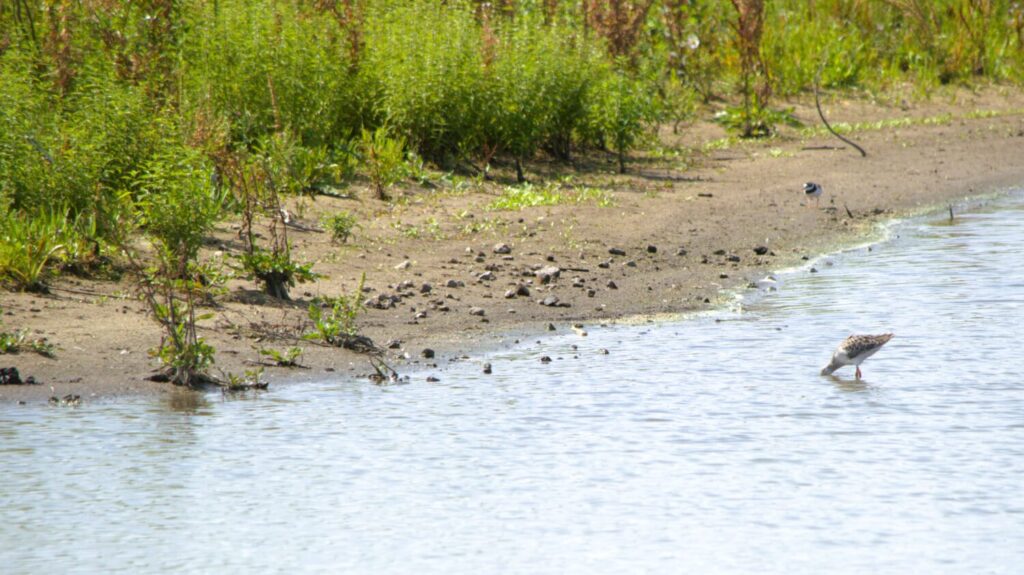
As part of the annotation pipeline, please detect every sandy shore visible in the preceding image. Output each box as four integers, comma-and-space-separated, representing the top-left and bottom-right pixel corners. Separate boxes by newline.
3, 87, 1024, 403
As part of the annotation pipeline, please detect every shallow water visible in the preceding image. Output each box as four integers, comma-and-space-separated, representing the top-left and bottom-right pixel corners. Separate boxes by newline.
3, 192, 1024, 574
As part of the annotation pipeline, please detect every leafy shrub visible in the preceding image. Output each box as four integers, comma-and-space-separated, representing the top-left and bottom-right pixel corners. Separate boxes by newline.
304, 273, 366, 346
359, 126, 407, 200
181, 0, 365, 148
0, 209, 67, 292
237, 248, 318, 300
322, 211, 359, 244
582, 73, 655, 173
134, 149, 229, 267
713, 104, 801, 138
363, 1, 484, 164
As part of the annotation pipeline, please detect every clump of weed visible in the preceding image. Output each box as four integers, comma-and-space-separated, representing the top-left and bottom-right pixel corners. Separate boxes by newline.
323, 211, 359, 244
304, 273, 375, 351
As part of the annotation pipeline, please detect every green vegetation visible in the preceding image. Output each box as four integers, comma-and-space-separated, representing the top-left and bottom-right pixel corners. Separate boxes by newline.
2, 0, 1022, 381
304, 274, 367, 347
258, 347, 304, 368
323, 211, 360, 244
488, 182, 615, 211
0, 307, 56, 357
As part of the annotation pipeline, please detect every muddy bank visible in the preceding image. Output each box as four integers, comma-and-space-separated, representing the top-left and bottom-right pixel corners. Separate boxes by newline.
3, 89, 1024, 403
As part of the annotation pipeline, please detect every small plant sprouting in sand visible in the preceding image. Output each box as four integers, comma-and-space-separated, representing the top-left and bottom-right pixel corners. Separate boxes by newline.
304, 273, 373, 349
222, 367, 268, 392
359, 126, 407, 201
258, 346, 304, 368
322, 211, 359, 244
488, 182, 615, 211
0, 309, 56, 358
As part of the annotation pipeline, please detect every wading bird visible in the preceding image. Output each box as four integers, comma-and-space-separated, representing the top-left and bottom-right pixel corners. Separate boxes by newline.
803, 182, 823, 208
821, 333, 893, 379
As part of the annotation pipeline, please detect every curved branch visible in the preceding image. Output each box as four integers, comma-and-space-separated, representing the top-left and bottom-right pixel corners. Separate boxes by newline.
813, 59, 867, 157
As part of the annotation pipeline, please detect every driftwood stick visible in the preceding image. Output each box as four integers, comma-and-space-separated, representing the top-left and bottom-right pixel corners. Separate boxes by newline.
814, 59, 867, 157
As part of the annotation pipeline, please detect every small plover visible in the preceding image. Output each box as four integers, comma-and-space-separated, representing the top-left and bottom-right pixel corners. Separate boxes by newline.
803, 182, 823, 208
821, 333, 893, 379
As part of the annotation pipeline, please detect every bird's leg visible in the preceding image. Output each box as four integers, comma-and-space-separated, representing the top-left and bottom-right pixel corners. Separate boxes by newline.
855, 366, 862, 379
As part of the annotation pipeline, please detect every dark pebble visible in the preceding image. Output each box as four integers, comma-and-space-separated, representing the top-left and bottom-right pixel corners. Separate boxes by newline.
609, 247, 626, 256
606, 280, 618, 289
647, 245, 657, 253
753, 246, 769, 255
540, 356, 552, 363
483, 363, 492, 374
421, 348, 435, 359
426, 376, 440, 382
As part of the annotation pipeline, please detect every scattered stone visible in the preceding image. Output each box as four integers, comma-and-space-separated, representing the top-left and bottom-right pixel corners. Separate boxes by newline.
719, 273, 729, 279
598, 260, 611, 269
504, 289, 517, 299
394, 260, 412, 270
647, 245, 657, 253
540, 356, 552, 363
727, 254, 741, 262
586, 288, 597, 297
572, 324, 588, 337
426, 376, 440, 382
483, 363, 492, 374
420, 283, 433, 294
609, 247, 626, 256
365, 293, 399, 310
493, 243, 512, 254
698, 192, 713, 198
535, 266, 561, 284
516, 284, 531, 297
477, 271, 496, 281
598, 348, 609, 355
469, 307, 486, 316
398, 279, 415, 291
414, 311, 428, 319
606, 280, 618, 289
753, 246, 769, 255
810, 267, 818, 273
386, 339, 403, 349
437, 304, 451, 312
624, 260, 637, 267
546, 254, 556, 262
547, 323, 557, 331
421, 348, 435, 359
49, 394, 81, 406
713, 249, 726, 256
675, 248, 688, 256
446, 279, 465, 288
540, 295, 560, 307
0, 367, 24, 385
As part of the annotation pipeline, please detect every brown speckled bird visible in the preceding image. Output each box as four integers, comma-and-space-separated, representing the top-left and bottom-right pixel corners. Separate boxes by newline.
821, 334, 894, 379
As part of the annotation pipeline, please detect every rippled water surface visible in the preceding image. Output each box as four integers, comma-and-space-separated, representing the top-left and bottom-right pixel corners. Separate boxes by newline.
3, 192, 1024, 574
